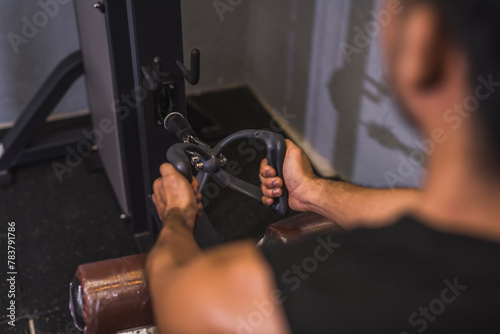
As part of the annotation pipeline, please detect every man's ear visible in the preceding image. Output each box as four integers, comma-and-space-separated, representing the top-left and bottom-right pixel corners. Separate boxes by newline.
416, 30, 447, 90
415, 10, 451, 91
396, 3, 447, 92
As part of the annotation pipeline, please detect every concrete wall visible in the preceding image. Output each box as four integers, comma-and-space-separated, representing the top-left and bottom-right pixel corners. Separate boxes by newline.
0, 0, 87, 126
181, 0, 250, 94
245, 0, 424, 188
246, 0, 316, 146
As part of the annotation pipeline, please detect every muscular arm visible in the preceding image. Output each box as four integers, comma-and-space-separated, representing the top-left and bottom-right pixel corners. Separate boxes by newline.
147, 209, 201, 269
260, 140, 421, 230
146, 218, 290, 334
302, 179, 420, 229
147, 164, 290, 334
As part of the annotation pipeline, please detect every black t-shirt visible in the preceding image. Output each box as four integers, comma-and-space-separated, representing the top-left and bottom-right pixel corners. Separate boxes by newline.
261, 216, 500, 334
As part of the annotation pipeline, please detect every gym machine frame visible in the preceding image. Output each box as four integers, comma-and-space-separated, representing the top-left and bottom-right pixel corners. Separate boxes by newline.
74, 0, 224, 249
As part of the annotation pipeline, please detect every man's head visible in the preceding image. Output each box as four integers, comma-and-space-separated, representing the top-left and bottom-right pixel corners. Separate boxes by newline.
382, 0, 500, 172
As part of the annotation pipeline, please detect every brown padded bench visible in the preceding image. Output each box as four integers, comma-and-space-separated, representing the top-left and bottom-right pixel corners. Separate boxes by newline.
70, 212, 343, 333
260, 212, 345, 246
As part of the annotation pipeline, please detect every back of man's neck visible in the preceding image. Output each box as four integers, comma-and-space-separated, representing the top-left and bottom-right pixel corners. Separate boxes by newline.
418, 146, 500, 243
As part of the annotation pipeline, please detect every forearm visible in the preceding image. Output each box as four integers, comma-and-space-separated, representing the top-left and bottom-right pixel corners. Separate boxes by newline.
146, 208, 201, 278
304, 178, 421, 229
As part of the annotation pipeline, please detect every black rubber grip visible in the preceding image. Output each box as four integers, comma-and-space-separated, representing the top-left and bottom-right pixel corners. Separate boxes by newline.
164, 112, 196, 142
255, 131, 289, 216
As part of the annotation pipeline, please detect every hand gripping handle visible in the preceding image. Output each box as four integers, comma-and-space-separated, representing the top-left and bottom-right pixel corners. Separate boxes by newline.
166, 130, 289, 216
256, 131, 289, 216
166, 143, 211, 181
213, 130, 289, 216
